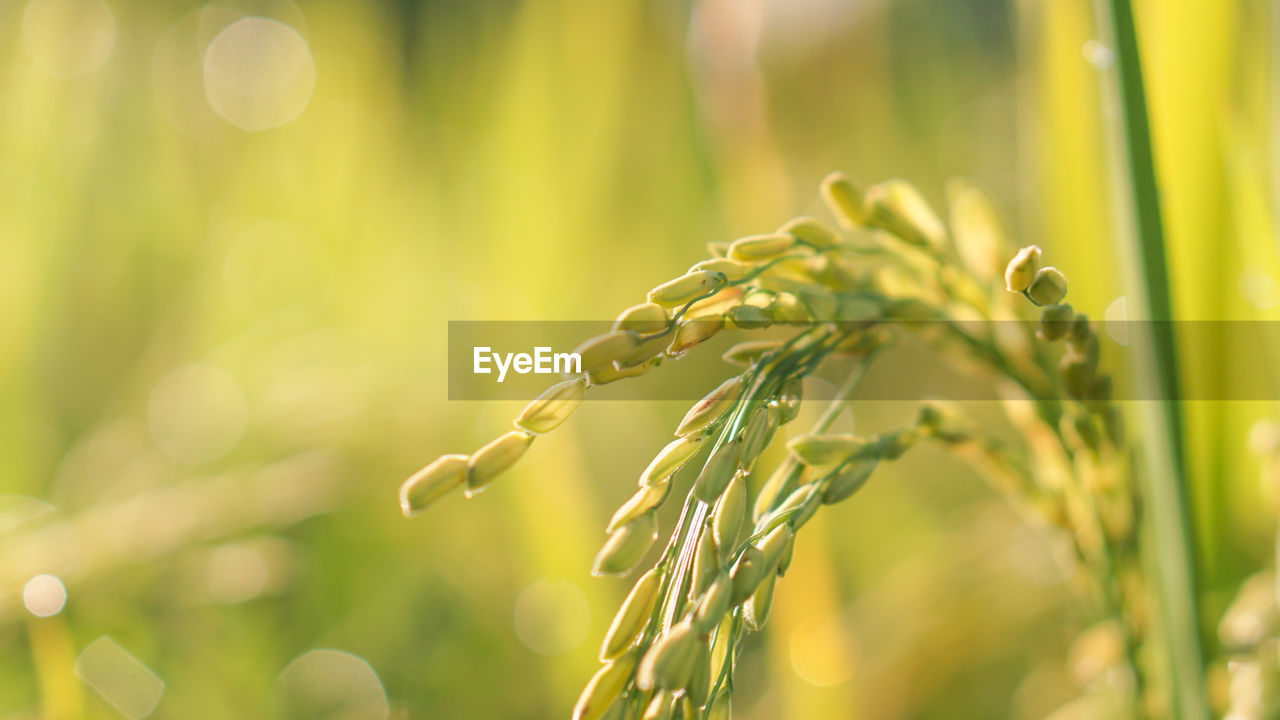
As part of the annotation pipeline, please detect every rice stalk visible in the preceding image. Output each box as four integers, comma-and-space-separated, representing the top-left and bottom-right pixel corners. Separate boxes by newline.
1095, 0, 1207, 716
401, 173, 1161, 719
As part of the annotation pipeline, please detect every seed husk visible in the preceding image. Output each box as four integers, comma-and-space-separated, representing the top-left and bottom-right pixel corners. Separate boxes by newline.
692, 572, 732, 635
691, 526, 719, 598
916, 401, 971, 442
706, 693, 731, 720
640, 435, 705, 487
514, 377, 587, 434
728, 233, 797, 262
693, 439, 743, 503
685, 636, 712, 709
739, 408, 771, 468
742, 287, 775, 308
743, 573, 776, 631
712, 474, 746, 562
1088, 375, 1114, 406
597, 699, 628, 720
753, 463, 799, 523
1004, 245, 1042, 293
822, 460, 877, 504
1072, 339, 1101, 382
729, 546, 767, 606
773, 483, 822, 530
761, 403, 782, 451
466, 431, 533, 496
399, 453, 468, 516
667, 316, 724, 355
820, 172, 867, 228
690, 258, 752, 282
779, 216, 840, 248
687, 286, 744, 317
1060, 355, 1095, 400
588, 360, 651, 386
636, 619, 700, 692
809, 255, 860, 289
601, 567, 662, 660
706, 241, 729, 258
648, 270, 722, 308
788, 434, 868, 467
1070, 330, 1100, 371
574, 650, 640, 720
884, 297, 940, 322
727, 304, 772, 329
593, 513, 658, 577
1026, 267, 1069, 307
776, 379, 803, 424
798, 286, 838, 321
1039, 303, 1074, 341
677, 377, 744, 437
608, 481, 670, 533
775, 533, 795, 576
878, 428, 912, 457
755, 523, 794, 571
877, 429, 916, 460
618, 334, 668, 368
614, 302, 672, 334
708, 615, 732, 684
865, 179, 946, 248
767, 292, 811, 324
1068, 313, 1092, 346
755, 272, 807, 295
836, 294, 886, 323
722, 339, 784, 366
576, 330, 641, 372
642, 691, 675, 720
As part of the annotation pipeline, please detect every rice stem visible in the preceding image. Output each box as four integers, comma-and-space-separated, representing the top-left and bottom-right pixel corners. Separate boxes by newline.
1097, 0, 1208, 716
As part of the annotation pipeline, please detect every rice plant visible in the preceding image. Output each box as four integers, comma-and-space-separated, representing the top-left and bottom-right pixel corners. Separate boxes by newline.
401, 173, 1166, 719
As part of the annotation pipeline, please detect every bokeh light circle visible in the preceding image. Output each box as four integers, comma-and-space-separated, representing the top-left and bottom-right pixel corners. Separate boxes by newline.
1104, 295, 1130, 346
203, 18, 316, 131
23, 573, 67, 617
275, 649, 389, 720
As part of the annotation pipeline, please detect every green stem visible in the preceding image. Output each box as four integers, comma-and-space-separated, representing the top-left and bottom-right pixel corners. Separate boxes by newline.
1097, 0, 1207, 717
701, 350, 877, 719
653, 329, 824, 628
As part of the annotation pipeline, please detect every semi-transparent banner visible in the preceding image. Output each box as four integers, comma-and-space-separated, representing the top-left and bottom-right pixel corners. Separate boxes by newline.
446, 321, 1275, 401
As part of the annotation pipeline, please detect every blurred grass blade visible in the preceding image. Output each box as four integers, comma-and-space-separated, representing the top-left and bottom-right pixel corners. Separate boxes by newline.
1097, 0, 1208, 717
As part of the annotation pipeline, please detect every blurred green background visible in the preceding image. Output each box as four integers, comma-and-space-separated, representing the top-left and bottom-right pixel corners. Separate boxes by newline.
0, 0, 1272, 717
